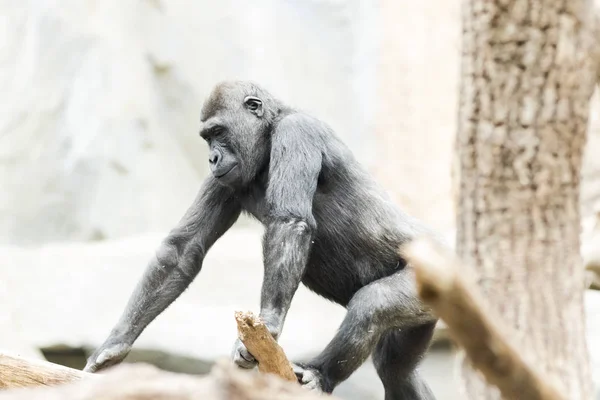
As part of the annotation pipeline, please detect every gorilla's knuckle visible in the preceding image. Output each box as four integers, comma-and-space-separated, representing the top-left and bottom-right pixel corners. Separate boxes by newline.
233, 350, 257, 369
232, 340, 256, 366
294, 365, 328, 392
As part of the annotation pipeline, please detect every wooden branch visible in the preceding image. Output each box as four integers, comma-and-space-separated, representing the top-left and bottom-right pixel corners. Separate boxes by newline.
0, 361, 335, 400
403, 239, 566, 400
234, 311, 297, 383
0, 352, 93, 389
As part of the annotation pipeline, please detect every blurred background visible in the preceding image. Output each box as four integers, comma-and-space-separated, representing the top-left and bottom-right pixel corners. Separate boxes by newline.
1, 1, 600, 399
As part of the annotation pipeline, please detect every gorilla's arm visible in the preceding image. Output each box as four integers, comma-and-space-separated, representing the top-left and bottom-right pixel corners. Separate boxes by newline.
84, 177, 241, 372
233, 114, 323, 370
259, 114, 322, 337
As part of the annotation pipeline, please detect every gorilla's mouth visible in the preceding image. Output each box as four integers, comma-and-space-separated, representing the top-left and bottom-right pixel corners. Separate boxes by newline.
215, 164, 238, 179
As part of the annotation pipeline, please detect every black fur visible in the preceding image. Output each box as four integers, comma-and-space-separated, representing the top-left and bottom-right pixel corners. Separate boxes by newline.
84, 81, 439, 400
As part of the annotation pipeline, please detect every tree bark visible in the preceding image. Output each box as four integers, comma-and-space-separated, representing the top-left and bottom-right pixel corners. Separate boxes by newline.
456, 0, 597, 398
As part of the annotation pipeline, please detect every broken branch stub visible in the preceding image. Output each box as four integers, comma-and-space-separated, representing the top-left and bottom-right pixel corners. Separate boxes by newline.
234, 311, 297, 383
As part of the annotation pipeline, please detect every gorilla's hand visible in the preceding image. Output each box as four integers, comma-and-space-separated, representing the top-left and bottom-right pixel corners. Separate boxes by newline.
231, 338, 257, 369
84, 342, 131, 373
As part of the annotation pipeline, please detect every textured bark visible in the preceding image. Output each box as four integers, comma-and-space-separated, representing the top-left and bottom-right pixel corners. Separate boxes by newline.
405, 239, 565, 400
0, 353, 92, 389
234, 311, 297, 383
456, 0, 597, 398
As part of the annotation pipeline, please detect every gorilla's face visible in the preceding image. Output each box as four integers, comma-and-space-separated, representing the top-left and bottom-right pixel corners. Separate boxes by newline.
200, 82, 274, 187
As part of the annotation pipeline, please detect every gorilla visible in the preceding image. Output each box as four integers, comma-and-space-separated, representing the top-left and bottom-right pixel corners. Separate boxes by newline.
84, 81, 439, 400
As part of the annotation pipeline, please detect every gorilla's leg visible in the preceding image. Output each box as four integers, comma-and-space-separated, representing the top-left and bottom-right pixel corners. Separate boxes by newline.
372, 325, 437, 400
294, 268, 436, 394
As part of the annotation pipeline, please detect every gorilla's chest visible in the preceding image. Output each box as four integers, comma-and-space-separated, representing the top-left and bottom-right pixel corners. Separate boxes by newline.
239, 185, 270, 222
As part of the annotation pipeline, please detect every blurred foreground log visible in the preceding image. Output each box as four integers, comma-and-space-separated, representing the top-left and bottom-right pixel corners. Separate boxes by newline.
0, 361, 332, 400
403, 239, 566, 400
0, 352, 92, 389
235, 311, 296, 382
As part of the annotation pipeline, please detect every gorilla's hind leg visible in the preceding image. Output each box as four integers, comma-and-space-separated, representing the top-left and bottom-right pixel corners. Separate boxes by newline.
294, 269, 436, 393
372, 323, 437, 400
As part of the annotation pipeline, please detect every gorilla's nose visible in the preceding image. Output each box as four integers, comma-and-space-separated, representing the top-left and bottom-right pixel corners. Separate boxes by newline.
209, 150, 221, 165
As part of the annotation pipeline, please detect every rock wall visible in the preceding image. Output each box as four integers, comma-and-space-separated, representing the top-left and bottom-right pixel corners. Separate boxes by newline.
0, 0, 378, 244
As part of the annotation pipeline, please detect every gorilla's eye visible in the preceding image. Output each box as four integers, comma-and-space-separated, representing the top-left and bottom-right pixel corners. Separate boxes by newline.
244, 96, 262, 112
200, 125, 224, 143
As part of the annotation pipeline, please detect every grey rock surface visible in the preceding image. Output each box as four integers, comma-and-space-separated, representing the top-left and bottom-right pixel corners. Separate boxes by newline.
0, 0, 379, 245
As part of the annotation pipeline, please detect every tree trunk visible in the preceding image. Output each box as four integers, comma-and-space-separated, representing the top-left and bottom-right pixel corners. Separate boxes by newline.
455, 0, 597, 399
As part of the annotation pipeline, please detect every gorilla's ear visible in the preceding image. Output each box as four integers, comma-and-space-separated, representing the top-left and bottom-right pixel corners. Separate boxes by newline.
244, 96, 264, 117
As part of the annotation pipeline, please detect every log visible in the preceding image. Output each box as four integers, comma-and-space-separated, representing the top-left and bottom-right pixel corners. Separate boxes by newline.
403, 239, 566, 400
0, 361, 335, 399
0, 352, 93, 389
234, 311, 297, 382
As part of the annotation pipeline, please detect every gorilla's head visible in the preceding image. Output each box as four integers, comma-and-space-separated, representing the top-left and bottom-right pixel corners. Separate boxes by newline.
199, 81, 284, 187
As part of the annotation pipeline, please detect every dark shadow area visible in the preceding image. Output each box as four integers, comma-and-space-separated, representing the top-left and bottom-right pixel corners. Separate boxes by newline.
40, 345, 213, 375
